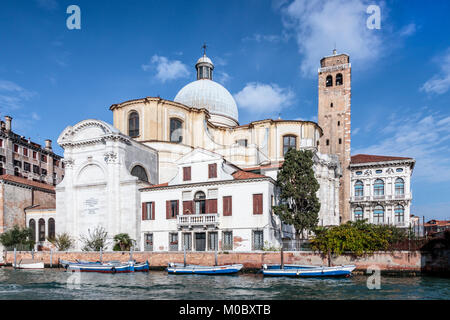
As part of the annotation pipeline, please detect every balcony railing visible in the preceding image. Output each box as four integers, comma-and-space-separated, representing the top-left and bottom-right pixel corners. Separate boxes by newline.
177, 213, 219, 228
351, 194, 411, 202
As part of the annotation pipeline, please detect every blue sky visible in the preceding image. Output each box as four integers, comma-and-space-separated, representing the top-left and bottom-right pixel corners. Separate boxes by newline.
0, 0, 449, 220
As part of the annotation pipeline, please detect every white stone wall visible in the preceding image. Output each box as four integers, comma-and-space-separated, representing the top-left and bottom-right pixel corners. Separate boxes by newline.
55, 120, 159, 250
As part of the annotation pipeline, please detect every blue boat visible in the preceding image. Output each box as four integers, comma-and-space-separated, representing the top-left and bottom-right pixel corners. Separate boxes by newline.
262, 264, 356, 277
167, 263, 243, 275
62, 260, 149, 273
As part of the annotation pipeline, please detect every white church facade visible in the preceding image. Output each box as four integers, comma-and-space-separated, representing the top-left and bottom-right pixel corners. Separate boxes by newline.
50, 50, 414, 252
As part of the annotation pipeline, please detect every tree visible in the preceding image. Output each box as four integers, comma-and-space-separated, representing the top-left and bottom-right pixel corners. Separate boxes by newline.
80, 226, 110, 251
0, 225, 34, 250
272, 149, 321, 239
113, 233, 135, 251
47, 233, 75, 251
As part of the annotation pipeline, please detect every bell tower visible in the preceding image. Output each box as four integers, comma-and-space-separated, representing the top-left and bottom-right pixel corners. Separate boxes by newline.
318, 50, 351, 223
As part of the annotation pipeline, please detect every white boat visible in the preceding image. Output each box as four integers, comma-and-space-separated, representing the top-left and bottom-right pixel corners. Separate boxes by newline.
167, 262, 243, 275
13, 259, 44, 269
262, 264, 356, 277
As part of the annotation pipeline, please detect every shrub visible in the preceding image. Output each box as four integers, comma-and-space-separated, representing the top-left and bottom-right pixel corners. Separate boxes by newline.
47, 233, 74, 251
0, 225, 34, 250
80, 226, 110, 251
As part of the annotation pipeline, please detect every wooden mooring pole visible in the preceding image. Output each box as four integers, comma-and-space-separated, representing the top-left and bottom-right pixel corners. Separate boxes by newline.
13, 248, 16, 269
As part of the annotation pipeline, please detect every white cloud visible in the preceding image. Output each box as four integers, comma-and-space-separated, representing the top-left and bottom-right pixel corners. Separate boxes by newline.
242, 33, 289, 43
353, 109, 450, 183
142, 55, 190, 83
399, 23, 416, 37
0, 80, 36, 112
234, 83, 295, 114
215, 71, 231, 85
421, 48, 450, 95
279, 0, 384, 76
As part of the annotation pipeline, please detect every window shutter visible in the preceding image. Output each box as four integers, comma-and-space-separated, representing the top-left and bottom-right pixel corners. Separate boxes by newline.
151, 202, 155, 220
176, 200, 179, 217
142, 202, 147, 220
207, 199, 217, 213
253, 194, 262, 215
208, 163, 217, 178
166, 201, 170, 219
183, 201, 193, 215
223, 196, 232, 216
183, 167, 191, 181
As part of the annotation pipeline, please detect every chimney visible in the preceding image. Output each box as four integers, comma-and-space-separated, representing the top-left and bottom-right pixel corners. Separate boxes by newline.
45, 139, 52, 151
4, 116, 12, 131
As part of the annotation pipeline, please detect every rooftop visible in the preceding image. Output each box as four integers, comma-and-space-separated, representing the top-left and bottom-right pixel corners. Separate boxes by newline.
0, 175, 55, 192
351, 154, 414, 164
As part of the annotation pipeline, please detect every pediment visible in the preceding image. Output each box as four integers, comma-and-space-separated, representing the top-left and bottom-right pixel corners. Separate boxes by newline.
58, 119, 120, 145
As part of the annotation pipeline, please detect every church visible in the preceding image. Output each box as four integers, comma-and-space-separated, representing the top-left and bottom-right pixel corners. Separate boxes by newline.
52, 50, 414, 251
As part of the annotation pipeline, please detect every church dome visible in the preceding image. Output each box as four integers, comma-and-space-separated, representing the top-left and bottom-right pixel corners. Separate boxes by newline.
174, 53, 238, 127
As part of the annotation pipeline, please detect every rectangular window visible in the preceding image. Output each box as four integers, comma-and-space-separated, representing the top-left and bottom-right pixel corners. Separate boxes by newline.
33, 151, 37, 159
166, 200, 178, 219
41, 168, 47, 176
142, 202, 155, 220
283, 136, 297, 155
23, 147, 28, 157
13, 160, 22, 168
0, 139, 3, 147
169, 233, 178, 251
208, 232, 218, 251
41, 154, 47, 163
253, 194, 263, 215
14, 144, 18, 153
236, 139, 248, 147
0, 155, 5, 162
222, 231, 233, 251
183, 166, 191, 181
23, 162, 30, 172
183, 233, 192, 251
223, 196, 232, 216
144, 233, 153, 251
208, 163, 217, 178
33, 165, 40, 174
252, 230, 264, 250
339, 138, 342, 144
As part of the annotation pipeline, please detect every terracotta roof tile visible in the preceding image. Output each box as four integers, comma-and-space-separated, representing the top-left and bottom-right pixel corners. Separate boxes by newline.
232, 170, 266, 180
351, 154, 413, 164
141, 182, 169, 190
0, 175, 55, 192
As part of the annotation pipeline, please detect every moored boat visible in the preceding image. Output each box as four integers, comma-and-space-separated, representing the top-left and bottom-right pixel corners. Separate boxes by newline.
167, 263, 243, 275
262, 264, 356, 277
13, 259, 44, 269
62, 259, 149, 273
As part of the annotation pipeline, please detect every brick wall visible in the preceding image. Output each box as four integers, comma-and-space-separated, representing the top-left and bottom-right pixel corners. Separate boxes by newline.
2, 250, 427, 273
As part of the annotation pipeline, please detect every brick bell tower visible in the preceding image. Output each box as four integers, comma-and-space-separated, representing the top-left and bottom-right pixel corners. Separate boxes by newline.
318, 50, 351, 223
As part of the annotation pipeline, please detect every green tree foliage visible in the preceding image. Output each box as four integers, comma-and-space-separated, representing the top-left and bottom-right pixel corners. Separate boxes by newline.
113, 233, 135, 251
80, 226, 110, 251
272, 149, 321, 238
310, 220, 408, 256
0, 225, 34, 250
47, 233, 75, 251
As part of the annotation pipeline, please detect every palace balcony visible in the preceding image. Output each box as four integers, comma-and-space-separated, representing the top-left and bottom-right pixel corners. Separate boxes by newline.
351, 194, 412, 203
177, 213, 219, 229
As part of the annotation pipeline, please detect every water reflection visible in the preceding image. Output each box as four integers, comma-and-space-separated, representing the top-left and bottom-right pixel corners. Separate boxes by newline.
0, 268, 448, 300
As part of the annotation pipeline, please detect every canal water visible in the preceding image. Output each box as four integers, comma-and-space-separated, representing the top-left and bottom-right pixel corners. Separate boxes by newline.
0, 268, 448, 300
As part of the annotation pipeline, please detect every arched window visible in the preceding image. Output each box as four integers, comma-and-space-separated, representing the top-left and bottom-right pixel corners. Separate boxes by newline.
395, 205, 404, 224
29, 219, 36, 242
283, 135, 297, 156
374, 179, 384, 196
170, 118, 183, 143
194, 191, 206, 214
395, 178, 405, 195
354, 207, 363, 221
131, 165, 149, 182
128, 111, 139, 137
373, 205, 384, 224
48, 218, 55, 240
326, 75, 333, 87
38, 218, 45, 242
14, 167, 20, 177
336, 73, 343, 85
355, 180, 364, 197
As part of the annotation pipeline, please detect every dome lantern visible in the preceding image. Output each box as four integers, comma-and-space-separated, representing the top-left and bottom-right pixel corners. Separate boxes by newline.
196, 44, 214, 80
